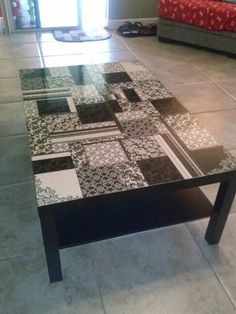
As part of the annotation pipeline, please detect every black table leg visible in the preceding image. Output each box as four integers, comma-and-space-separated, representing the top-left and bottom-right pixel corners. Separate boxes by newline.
205, 179, 236, 245
39, 210, 63, 283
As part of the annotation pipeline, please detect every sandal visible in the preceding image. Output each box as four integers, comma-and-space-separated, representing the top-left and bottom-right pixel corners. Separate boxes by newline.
134, 22, 157, 36
117, 21, 139, 37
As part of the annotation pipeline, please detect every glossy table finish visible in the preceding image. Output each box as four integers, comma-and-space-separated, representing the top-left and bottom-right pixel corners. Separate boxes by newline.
20, 61, 236, 282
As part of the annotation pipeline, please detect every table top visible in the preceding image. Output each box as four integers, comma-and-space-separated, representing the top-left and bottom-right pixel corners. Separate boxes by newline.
20, 61, 236, 207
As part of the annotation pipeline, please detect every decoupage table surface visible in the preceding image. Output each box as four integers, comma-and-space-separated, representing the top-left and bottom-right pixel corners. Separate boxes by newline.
20, 61, 236, 282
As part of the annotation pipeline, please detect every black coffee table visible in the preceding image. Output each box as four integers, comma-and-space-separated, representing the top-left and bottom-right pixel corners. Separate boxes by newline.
20, 62, 236, 283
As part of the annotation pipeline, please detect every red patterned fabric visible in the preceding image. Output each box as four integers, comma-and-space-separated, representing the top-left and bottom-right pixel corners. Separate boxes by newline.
158, 0, 236, 31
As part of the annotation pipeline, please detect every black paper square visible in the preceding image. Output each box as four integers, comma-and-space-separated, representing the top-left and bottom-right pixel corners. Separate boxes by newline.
107, 100, 123, 113
137, 156, 182, 185
33, 156, 74, 174
21, 68, 51, 80
76, 102, 114, 123
37, 98, 70, 115
103, 72, 132, 84
122, 88, 141, 102
151, 98, 188, 116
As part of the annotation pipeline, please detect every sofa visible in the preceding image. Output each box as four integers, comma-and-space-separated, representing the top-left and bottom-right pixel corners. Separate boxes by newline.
157, 0, 236, 55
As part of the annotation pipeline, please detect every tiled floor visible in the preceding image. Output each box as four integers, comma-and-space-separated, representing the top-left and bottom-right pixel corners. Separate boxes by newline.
0, 31, 236, 314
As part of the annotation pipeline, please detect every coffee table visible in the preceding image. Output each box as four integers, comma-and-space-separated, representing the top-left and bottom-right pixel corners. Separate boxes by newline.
20, 61, 236, 283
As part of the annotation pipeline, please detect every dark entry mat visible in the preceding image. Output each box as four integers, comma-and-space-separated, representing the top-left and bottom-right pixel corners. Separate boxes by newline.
52, 28, 111, 42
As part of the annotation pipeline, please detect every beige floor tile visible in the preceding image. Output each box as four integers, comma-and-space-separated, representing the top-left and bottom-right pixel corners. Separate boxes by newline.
60, 246, 105, 314
193, 58, 236, 82
217, 81, 236, 100
36, 31, 57, 42
0, 102, 26, 137
0, 58, 43, 78
90, 225, 235, 314
0, 59, 17, 78
194, 110, 236, 150
90, 51, 137, 64
0, 43, 40, 58
84, 37, 128, 54
39, 37, 127, 57
172, 44, 228, 62
0, 77, 23, 104
43, 54, 92, 67
170, 44, 236, 82
121, 35, 178, 52
0, 32, 37, 44
144, 61, 208, 87
122, 36, 185, 64
0, 253, 66, 314
15, 57, 43, 70
0, 136, 33, 186
0, 247, 105, 314
0, 183, 43, 260
187, 213, 236, 308
39, 41, 83, 56
171, 82, 236, 113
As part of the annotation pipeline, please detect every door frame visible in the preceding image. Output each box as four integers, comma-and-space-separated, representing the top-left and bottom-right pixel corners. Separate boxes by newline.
1, 0, 107, 33
1, 0, 13, 33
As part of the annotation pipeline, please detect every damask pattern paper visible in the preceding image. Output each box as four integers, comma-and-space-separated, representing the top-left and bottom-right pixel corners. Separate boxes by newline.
20, 62, 236, 207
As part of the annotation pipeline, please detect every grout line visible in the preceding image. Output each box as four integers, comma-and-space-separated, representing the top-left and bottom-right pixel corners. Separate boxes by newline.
186, 221, 236, 310
0, 180, 34, 190
39, 49, 130, 59
42, 53, 92, 60
114, 36, 141, 60
210, 79, 236, 84
0, 41, 38, 46
0, 56, 41, 60
36, 41, 46, 68
35, 31, 40, 42
191, 107, 236, 115
174, 81, 212, 87
0, 251, 42, 263
0, 180, 34, 189
0, 101, 24, 106
214, 82, 236, 102
0, 55, 41, 60
0, 75, 19, 79
88, 245, 108, 314
191, 63, 236, 102
0, 134, 28, 140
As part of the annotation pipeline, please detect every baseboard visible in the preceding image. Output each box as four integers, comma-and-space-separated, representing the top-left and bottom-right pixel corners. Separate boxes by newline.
108, 17, 158, 31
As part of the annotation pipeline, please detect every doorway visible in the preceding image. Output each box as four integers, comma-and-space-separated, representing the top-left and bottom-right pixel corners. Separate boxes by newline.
38, 0, 79, 28
81, 0, 108, 31
0, 0, 11, 33
0, 2, 5, 32
4, 0, 108, 32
